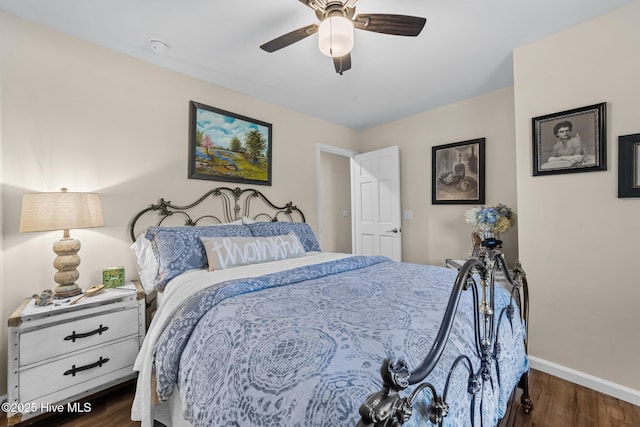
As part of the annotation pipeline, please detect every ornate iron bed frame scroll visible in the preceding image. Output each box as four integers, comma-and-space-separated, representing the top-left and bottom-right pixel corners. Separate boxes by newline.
357, 242, 533, 427
128, 186, 306, 242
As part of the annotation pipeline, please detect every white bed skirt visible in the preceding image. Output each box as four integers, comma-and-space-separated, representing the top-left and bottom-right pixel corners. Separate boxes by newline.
154, 391, 192, 427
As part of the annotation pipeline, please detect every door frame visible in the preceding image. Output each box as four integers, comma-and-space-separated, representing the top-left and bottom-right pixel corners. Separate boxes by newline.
315, 143, 359, 252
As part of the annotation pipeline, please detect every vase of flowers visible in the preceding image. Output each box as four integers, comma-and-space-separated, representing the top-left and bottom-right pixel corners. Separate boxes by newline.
465, 204, 515, 248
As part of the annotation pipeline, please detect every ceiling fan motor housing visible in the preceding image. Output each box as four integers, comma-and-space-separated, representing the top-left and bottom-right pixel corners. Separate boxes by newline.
314, 1, 356, 21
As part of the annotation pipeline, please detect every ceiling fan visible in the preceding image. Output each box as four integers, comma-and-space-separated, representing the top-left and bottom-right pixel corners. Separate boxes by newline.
260, 0, 426, 75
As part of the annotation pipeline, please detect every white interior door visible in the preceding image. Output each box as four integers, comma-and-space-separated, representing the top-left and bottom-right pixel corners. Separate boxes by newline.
351, 146, 402, 261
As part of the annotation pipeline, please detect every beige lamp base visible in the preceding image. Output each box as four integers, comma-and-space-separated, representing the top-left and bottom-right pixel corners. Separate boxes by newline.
52, 237, 83, 298
53, 284, 82, 298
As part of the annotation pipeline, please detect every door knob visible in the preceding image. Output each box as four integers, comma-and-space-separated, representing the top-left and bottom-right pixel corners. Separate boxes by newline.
386, 228, 399, 233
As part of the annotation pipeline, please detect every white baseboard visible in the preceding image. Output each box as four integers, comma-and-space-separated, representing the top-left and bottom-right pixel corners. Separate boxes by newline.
528, 356, 640, 406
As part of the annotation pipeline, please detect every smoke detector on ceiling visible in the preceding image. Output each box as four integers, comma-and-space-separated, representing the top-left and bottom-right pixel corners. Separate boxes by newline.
149, 39, 169, 54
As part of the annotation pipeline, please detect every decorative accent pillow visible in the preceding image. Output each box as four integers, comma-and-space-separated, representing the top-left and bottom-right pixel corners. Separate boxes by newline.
201, 231, 306, 270
145, 224, 252, 290
246, 222, 321, 252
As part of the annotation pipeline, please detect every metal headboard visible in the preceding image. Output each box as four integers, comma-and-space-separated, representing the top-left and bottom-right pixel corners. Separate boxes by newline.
128, 186, 306, 242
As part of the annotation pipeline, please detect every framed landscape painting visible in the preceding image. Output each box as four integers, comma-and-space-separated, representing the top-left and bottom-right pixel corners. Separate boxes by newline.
189, 101, 272, 186
432, 138, 485, 204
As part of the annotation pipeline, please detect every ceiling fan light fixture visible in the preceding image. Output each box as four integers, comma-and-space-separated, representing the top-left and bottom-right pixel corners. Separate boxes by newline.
318, 16, 354, 58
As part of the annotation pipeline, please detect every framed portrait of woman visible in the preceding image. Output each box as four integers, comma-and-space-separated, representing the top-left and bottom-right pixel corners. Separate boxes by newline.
531, 103, 606, 176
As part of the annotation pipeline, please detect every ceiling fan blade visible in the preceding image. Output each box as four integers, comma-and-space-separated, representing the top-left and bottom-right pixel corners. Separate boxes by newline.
260, 24, 319, 53
354, 14, 426, 36
333, 53, 352, 75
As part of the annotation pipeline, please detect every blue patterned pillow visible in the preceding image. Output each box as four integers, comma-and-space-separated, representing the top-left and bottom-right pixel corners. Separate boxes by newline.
145, 225, 252, 290
246, 222, 321, 252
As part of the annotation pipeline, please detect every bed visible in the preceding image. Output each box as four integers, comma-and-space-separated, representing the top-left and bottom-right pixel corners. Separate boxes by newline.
128, 187, 532, 427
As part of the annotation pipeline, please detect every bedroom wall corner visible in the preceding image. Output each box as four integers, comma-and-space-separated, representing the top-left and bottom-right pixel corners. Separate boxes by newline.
356, 87, 519, 267
513, 1, 640, 393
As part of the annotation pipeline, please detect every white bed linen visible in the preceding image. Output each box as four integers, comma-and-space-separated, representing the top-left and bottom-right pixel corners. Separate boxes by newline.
131, 251, 351, 427
154, 390, 190, 427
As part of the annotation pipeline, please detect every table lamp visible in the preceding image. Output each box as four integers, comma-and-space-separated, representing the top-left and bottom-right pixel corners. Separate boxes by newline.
19, 188, 104, 298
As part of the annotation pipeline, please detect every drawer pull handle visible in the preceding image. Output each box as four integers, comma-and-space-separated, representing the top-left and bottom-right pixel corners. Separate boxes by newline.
64, 325, 109, 342
63, 356, 110, 377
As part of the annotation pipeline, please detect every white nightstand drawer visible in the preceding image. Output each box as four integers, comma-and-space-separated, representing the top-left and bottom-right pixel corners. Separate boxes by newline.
20, 307, 139, 366
19, 336, 139, 404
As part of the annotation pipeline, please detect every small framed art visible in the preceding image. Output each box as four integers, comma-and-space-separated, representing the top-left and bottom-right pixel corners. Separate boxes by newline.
618, 133, 640, 198
189, 101, 272, 186
532, 103, 606, 176
432, 138, 485, 205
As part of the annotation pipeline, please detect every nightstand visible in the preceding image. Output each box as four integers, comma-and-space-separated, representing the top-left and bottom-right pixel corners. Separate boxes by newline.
6, 281, 145, 425
445, 258, 468, 271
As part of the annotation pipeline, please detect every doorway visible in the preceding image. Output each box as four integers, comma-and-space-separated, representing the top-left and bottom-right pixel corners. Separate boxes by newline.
316, 144, 357, 253
316, 144, 402, 259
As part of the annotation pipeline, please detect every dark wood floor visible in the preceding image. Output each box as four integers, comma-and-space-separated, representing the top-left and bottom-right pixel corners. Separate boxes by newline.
503, 370, 640, 427
2, 369, 639, 426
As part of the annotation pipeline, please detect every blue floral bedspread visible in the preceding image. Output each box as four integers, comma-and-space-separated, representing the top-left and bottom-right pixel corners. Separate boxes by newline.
153, 256, 528, 427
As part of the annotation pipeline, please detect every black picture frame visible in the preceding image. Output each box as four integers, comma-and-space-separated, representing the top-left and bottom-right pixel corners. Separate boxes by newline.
532, 103, 606, 176
618, 133, 640, 198
432, 138, 485, 205
189, 101, 272, 186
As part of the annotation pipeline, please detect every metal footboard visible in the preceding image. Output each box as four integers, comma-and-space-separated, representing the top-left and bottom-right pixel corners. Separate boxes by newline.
356, 246, 532, 426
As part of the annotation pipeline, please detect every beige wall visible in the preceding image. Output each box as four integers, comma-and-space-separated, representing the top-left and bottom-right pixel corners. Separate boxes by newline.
0, 12, 358, 395
514, 2, 640, 391
357, 87, 519, 267
319, 151, 352, 253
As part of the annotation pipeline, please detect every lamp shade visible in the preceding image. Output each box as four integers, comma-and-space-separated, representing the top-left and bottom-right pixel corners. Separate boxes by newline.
19, 189, 104, 233
318, 16, 354, 57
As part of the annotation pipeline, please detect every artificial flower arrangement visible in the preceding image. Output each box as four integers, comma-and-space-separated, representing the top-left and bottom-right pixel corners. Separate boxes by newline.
464, 203, 515, 235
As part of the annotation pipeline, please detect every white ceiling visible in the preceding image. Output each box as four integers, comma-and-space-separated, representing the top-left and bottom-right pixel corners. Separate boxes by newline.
0, 0, 635, 130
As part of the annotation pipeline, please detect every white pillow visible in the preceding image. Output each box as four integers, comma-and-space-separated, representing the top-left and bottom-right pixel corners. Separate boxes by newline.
130, 233, 159, 294
241, 216, 256, 224
200, 231, 305, 271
